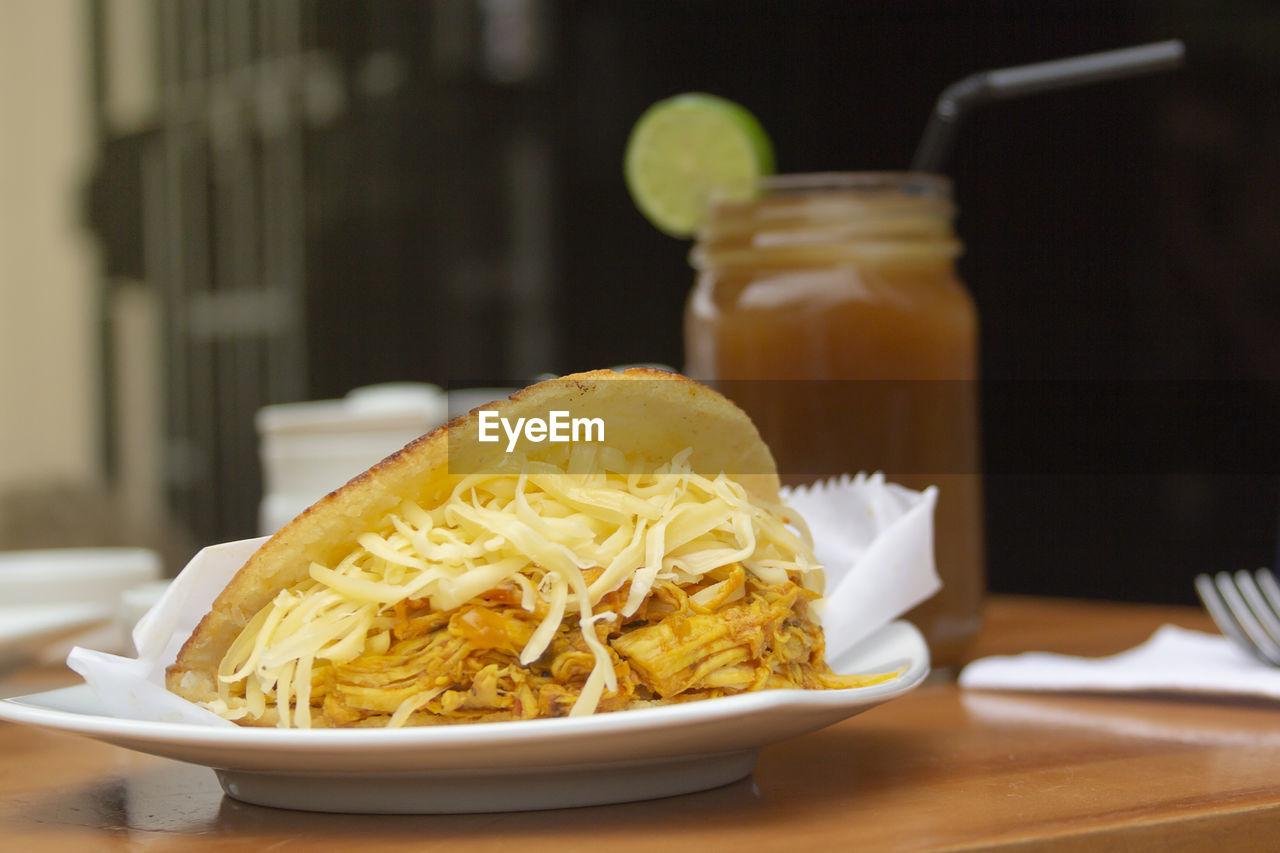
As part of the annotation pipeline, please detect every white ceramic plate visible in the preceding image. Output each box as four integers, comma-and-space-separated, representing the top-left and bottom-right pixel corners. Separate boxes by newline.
0, 547, 161, 606
0, 603, 112, 668
0, 619, 927, 814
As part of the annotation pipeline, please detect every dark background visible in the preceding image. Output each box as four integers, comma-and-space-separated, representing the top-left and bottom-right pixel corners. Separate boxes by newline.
87, 1, 1280, 604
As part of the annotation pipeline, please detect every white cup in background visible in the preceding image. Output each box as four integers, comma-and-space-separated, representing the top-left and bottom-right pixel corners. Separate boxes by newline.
256, 383, 448, 535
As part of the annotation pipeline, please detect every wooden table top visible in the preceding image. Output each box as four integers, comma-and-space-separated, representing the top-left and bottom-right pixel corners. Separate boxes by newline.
2, 595, 1278, 852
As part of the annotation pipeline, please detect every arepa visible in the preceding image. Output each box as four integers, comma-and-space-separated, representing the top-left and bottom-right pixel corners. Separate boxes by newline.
166, 369, 891, 727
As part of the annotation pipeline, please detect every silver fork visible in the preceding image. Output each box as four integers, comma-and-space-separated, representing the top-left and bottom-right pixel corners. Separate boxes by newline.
1194, 569, 1280, 665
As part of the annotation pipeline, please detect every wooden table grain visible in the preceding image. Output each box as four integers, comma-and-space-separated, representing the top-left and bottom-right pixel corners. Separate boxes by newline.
2, 596, 1278, 852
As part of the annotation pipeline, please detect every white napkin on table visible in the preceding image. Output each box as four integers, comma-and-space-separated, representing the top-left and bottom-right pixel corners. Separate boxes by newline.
960, 624, 1280, 701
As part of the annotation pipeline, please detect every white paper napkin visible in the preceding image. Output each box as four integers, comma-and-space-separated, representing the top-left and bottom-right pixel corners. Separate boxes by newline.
960, 623, 1280, 701
68, 473, 940, 725
783, 473, 939, 660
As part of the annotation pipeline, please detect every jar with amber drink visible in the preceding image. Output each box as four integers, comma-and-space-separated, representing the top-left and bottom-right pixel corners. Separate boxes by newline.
684, 173, 983, 671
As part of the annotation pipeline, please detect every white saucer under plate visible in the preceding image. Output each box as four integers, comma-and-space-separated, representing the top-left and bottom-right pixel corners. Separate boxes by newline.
0, 619, 927, 814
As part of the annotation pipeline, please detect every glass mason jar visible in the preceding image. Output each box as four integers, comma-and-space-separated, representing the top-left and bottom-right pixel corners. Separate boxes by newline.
684, 173, 983, 671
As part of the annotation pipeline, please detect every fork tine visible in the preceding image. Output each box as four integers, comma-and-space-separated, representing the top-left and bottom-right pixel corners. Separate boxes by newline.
1255, 568, 1280, 616
1195, 573, 1271, 665
1214, 571, 1280, 665
1234, 569, 1280, 646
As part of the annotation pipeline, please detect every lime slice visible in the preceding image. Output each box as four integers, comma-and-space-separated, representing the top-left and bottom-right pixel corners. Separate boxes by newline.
624, 93, 775, 238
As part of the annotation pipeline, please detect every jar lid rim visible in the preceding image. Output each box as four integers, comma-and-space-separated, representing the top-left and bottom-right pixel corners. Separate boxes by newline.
750, 171, 952, 197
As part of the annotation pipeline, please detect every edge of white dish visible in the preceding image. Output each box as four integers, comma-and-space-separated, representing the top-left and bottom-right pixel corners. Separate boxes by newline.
0, 619, 927, 813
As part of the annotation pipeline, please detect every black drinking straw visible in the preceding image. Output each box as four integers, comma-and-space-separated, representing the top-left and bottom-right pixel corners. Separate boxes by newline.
911, 40, 1186, 173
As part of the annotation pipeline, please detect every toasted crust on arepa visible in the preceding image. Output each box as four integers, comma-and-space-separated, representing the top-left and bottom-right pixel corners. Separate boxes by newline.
165, 368, 780, 707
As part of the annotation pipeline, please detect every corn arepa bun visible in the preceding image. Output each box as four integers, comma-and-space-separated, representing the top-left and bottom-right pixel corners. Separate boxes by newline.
166, 368, 781, 706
